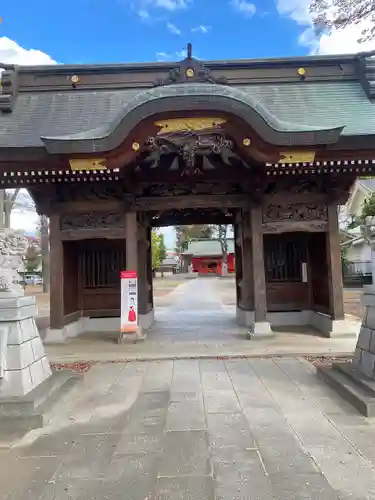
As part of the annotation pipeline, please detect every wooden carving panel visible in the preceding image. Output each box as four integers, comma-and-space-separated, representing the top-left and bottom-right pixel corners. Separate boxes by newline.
262, 221, 328, 234
263, 203, 328, 223
60, 213, 124, 230
57, 184, 126, 202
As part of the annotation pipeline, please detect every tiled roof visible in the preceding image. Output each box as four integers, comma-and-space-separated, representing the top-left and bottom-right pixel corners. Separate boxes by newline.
0, 80, 374, 149
357, 179, 375, 192
183, 239, 235, 256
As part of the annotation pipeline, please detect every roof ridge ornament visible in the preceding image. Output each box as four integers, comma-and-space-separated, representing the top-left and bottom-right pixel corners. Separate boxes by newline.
154, 43, 228, 87
0, 63, 19, 113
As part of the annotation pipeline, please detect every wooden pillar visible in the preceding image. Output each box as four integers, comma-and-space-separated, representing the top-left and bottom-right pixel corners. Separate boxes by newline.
234, 218, 242, 308
147, 227, 154, 309
49, 213, 64, 329
326, 204, 345, 320
250, 206, 269, 325
240, 210, 254, 311
137, 217, 148, 316
125, 212, 138, 271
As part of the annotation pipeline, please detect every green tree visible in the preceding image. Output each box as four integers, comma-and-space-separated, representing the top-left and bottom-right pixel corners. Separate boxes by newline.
24, 244, 41, 273
158, 233, 167, 278
151, 230, 162, 270
175, 225, 214, 253
359, 193, 375, 224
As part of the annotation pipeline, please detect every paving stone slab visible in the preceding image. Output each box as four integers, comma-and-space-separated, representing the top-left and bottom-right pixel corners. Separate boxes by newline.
53, 434, 117, 480
166, 401, 206, 430
212, 448, 276, 500
170, 391, 202, 402
114, 432, 164, 455
267, 472, 341, 500
203, 390, 241, 414
158, 430, 211, 477
256, 436, 321, 476
106, 452, 160, 482
28, 478, 95, 500
155, 476, 214, 500
206, 413, 256, 450
114, 411, 167, 435
13, 432, 75, 458
3, 456, 62, 500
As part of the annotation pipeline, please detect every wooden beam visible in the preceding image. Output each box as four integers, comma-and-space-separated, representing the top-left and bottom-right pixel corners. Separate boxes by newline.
262, 221, 328, 234
60, 228, 125, 241
135, 194, 252, 211
152, 214, 234, 227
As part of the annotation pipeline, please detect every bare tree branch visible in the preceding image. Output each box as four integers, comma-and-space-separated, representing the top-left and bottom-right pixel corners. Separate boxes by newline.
310, 0, 375, 42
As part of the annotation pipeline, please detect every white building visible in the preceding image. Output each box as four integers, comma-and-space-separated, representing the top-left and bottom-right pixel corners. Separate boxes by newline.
341, 179, 375, 277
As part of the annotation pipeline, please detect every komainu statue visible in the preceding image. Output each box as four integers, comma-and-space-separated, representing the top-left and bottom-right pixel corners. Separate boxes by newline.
0, 229, 28, 295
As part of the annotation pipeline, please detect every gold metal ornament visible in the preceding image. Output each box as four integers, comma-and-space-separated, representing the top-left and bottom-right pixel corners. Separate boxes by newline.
186, 68, 195, 78
243, 138, 251, 146
278, 151, 316, 164
155, 117, 226, 134
297, 67, 306, 77
132, 142, 140, 151
71, 75, 80, 84
69, 158, 107, 171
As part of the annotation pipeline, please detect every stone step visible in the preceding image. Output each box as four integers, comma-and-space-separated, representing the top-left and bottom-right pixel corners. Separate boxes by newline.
335, 363, 375, 396
317, 364, 375, 417
0, 370, 81, 430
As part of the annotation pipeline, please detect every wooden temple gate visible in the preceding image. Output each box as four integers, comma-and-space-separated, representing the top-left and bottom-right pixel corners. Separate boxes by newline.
0, 46, 374, 339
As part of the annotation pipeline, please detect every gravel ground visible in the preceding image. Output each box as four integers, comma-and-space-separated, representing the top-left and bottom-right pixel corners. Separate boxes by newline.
305, 355, 353, 367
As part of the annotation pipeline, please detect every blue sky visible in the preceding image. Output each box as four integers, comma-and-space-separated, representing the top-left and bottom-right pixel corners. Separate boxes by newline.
2, 0, 374, 247
0, 0, 350, 65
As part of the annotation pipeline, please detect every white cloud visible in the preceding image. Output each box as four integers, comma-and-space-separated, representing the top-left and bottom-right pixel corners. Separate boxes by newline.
167, 22, 181, 35
0, 37, 55, 232
156, 51, 170, 60
191, 25, 210, 34
156, 0, 189, 9
135, 0, 190, 17
156, 49, 187, 61
0, 37, 56, 65
275, 0, 375, 54
137, 9, 150, 20
231, 0, 256, 17
134, 0, 190, 21
318, 22, 375, 54
176, 49, 187, 58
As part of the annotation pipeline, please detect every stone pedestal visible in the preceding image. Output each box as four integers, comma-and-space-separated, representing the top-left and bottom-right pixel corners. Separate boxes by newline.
0, 295, 52, 398
317, 285, 375, 416
353, 287, 375, 377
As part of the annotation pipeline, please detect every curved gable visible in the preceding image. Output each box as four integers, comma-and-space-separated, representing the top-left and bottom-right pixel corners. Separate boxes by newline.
41, 84, 345, 155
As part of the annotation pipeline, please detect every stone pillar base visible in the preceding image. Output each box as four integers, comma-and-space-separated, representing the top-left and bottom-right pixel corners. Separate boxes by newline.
139, 309, 155, 331
42, 312, 155, 344
0, 295, 52, 398
248, 321, 274, 339
236, 306, 358, 338
310, 312, 359, 338
236, 307, 254, 327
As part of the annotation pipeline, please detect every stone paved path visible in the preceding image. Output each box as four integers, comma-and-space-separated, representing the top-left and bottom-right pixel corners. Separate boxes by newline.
46, 278, 359, 362
1, 358, 375, 499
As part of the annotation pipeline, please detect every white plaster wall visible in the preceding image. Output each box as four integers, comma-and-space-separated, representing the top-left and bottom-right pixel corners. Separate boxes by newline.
347, 243, 372, 262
